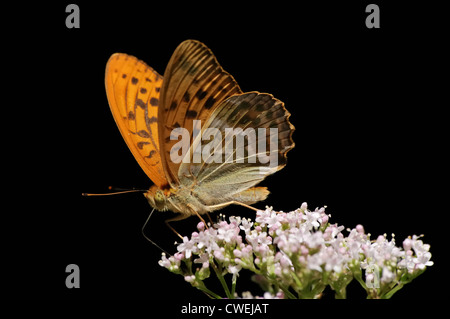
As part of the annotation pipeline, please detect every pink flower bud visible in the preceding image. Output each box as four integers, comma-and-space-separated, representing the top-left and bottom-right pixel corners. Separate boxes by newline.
174, 252, 184, 260
356, 224, 364, 234
403, 238, 412, 251
300, 245, 309, 256
197, 222, 205, 231
233, 249, 242, 258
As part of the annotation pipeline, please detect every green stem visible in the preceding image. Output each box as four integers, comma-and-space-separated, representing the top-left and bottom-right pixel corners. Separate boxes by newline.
334, 288, 346, 299
291, 272, 304, 290
354, 273, 368, 290
381, 283, 404, 299
212, 263, 232, 298
279, 285, 297, 299
197, 283, 223, 299
231, 275, 237, 298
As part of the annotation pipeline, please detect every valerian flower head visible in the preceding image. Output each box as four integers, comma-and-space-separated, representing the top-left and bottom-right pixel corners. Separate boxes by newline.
159, 205, 432, 299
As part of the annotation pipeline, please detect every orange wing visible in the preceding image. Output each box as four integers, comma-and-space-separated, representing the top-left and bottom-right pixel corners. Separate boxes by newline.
105, 53, 168, 188
159, 40, 242, 187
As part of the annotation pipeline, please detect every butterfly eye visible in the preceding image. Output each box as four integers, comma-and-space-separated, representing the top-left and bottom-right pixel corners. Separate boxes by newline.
144, 187, 167, 211
154, 190, 166, 206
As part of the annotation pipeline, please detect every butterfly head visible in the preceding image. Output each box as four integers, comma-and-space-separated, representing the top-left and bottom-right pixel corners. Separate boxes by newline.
144, 185, 169, 211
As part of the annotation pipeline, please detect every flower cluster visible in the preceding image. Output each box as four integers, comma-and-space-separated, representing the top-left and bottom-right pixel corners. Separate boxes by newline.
159, 203, 433, 299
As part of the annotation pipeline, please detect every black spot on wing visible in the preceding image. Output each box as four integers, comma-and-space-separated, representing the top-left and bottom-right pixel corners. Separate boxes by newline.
204, 97, 216, 109
136, 99, 146, 109
146, 150, 157, 158
137, 141, 150, 149
137, 130, 150, 138
186, 110, 198, 118
196, 89, 207, 100
146, 116, 158, 125
255, 104, 267, 112
150, 97, 159, 106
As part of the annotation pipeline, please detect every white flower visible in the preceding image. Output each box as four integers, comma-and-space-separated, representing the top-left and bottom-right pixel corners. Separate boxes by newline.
304, 231, 325, 249
413, 251, 433, 269
158, 253, 181, 272
177, 236, 197, 258
285, 211, 302, 227
239, 218, 254, 233
194, 253, 210, 268
228, 264, 242, 276
214, 247, 225, 262
196, 228, 219, 253
302, 209, 323, 230
217, 221, 240, 243
266, 211, 282, 229
184, 275, 196, 283
229, 216, 241, 226
255, 208, 273, 226
300, 202, 308, 212
403, 238, 413, 251
234, 244, 253, 260
381, 266, 396, 283
158, 253, 172, 268
411, 235, 431, 256
308, 246, 347, 273
275, 251, 293, 275
246, 230, 272, 250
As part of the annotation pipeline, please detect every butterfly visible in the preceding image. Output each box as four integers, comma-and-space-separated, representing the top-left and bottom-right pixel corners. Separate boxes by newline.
105, 40, 295, 230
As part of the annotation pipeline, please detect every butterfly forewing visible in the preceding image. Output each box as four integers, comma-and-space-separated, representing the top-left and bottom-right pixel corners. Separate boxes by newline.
105, 53, 167, 188
158, 40, 243, 187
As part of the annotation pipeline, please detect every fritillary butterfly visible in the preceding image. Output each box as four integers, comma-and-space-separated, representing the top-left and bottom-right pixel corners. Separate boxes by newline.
105, 40, 295, 228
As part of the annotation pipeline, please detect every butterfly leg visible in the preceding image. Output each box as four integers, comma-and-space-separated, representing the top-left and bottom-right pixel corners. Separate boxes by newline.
205, 211, 214, 226
186, 204, 209, 229
207, 201, 259, 212
165, 214, 189, 240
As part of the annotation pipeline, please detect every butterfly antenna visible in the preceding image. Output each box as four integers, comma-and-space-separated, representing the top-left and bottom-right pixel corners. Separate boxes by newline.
82, 186, 147, 197
108, 186, 147, 192
142, 208, 172, 256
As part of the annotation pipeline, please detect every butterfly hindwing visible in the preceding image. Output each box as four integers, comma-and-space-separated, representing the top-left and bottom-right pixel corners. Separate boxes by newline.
179, 92, 295, 205
105, 53, 167, 188
158, 40, 243, 187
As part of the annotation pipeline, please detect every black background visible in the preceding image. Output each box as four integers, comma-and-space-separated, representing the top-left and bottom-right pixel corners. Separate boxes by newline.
2, 0, 447, 306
